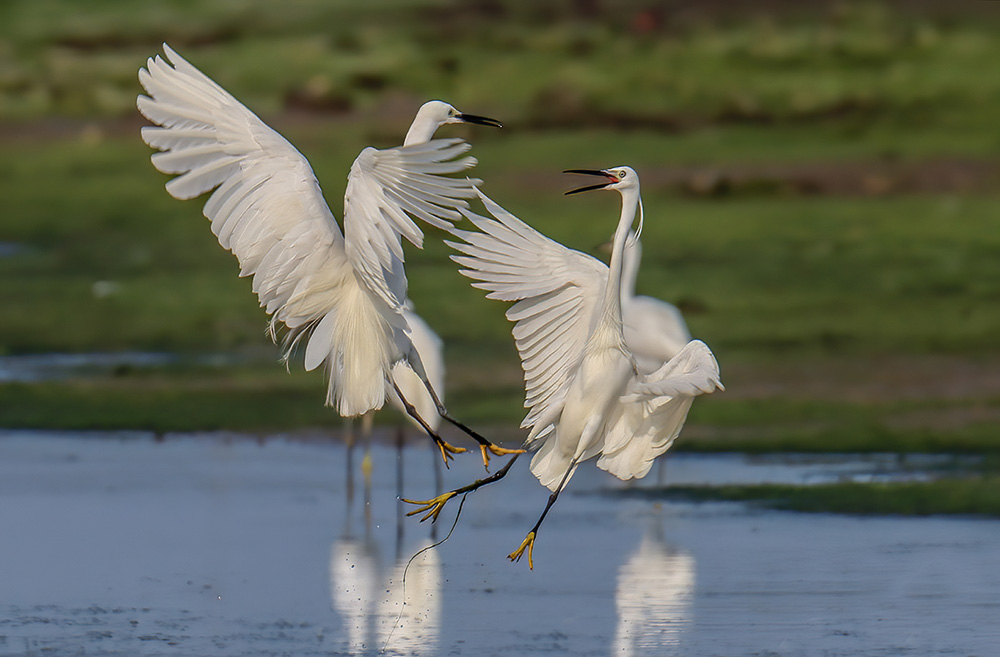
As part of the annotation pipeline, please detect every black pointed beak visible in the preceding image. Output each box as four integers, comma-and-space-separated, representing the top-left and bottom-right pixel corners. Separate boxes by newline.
564, 169, 615, 195
458, 113, 502, 129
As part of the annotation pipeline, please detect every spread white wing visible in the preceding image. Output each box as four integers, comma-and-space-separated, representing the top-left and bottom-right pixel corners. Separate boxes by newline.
623, 339, 723, 402
138, 43, 349, 338
344, 139, 481, 308
448, 190, 608, 445
138, 44, 477, 413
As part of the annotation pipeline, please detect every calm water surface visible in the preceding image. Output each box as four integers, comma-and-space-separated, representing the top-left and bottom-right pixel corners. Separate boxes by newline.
0, 430, 996, 656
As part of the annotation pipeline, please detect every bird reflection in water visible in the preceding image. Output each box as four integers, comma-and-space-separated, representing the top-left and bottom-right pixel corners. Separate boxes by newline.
343, 303, 446, 516
613, 507, 695, 656
330, 530, 381, 653
377, 540, 441, 654
330, 420, 442, 655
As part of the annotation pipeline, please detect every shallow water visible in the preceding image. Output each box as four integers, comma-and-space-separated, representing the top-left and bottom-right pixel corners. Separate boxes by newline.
0, 430, 997, 656
0, 353, 176, 382
0, 352, 249, 383
0, 242, 24, 258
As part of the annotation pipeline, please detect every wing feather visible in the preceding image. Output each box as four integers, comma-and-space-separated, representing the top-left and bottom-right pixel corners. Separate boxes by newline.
140, 44, 486, 417
622, 340, 725, 402
139, 42, 348, 328
344, 142, 481, 308
138, 44, 389, 413
448, 191, 608, 443
597, 340, 724, 480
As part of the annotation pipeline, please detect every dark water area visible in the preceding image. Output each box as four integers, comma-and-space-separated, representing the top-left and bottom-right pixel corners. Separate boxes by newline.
0, 430, 997, 656
0, 353, 176, 382
0, 242, 24, 258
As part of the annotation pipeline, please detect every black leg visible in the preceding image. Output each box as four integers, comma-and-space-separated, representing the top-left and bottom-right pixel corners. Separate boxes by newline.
417, 371, 524, 471
509, 457, 578, 569
393, 381, 466, 467
423, 380, 489, 446
402, 452, 523, 523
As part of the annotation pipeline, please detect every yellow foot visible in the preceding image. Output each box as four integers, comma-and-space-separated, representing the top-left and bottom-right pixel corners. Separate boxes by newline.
507, 531, 536, 570
401, 491, 457, 523
435, 439, 467, 467
478, 443, 527, 471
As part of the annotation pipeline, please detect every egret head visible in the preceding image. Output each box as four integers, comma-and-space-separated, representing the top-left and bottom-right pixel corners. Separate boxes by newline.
564, 166, 639, 196
418, 100, 503, 129
405, 101, 502, 146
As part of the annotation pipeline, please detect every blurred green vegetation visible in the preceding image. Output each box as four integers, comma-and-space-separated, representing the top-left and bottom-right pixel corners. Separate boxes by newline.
4, 0, 1000, 147
2, 0, 1000, 489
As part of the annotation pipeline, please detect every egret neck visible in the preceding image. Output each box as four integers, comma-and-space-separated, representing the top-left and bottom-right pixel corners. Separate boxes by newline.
601, 185, 642, 329
620, 230, 642, 302
403, 113, 439, 147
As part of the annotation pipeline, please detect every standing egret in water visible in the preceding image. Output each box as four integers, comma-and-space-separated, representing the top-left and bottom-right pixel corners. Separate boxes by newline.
407, 167, 722, 567
344, 304, 447, 504
610, 230, 694, 485
390, 306, 446, 442
137, 44, 519, 467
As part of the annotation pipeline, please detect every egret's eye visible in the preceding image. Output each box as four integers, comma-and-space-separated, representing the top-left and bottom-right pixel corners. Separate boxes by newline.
617, 170, 626, 179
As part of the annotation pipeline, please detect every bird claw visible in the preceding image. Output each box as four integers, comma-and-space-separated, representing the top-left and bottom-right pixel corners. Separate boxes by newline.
488, 443, 526, 457
508, 531, 536, 570
478, 443, 526, 471
435, 438, 467, 467
401, 491, 457, 523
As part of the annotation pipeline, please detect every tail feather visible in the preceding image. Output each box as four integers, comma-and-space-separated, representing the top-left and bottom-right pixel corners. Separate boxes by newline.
286, 282, 400, 417
529, 438, 578, 492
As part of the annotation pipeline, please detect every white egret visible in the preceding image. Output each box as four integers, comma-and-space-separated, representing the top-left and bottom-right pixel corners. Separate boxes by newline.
137, 44, 520, 466
407, 167, 723, 567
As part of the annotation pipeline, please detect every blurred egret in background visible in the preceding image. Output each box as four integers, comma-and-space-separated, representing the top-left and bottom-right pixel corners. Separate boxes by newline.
407, 167, 723, 567
344, 304, 446, 505
614, 234, 692, 374
137, 44, 519, 467
602, 230, 694, 486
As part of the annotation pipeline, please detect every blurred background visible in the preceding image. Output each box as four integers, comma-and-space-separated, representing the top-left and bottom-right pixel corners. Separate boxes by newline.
2, 0, 1000, 513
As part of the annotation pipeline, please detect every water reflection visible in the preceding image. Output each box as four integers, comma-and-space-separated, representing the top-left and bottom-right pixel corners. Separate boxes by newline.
4, 433, 999, 656
330, 429, 442, 655
378, 541, 441, 655
614, 508, 695, 656
330, 534, 382, 653
0, 352, 176, 382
